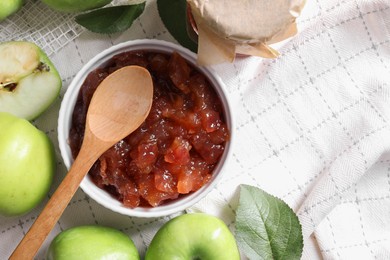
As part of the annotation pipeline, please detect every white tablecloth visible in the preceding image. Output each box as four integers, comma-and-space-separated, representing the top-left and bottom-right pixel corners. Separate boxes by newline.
1, 0, 390, 259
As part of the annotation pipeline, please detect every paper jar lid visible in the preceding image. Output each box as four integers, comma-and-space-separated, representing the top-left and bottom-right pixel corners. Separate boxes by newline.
187, 0, 306, 65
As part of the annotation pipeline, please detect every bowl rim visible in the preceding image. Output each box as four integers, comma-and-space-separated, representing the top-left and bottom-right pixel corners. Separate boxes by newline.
58, 39, 234, 218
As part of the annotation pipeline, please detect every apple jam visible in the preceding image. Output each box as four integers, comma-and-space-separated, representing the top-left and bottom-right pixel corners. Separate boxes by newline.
69, 50, 229, 208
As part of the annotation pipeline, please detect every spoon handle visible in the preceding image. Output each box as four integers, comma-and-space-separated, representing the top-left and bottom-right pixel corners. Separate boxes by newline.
9, 140, 102, 260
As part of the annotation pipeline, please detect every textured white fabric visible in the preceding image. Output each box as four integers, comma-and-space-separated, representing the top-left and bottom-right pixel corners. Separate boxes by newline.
1, 0, 390, 259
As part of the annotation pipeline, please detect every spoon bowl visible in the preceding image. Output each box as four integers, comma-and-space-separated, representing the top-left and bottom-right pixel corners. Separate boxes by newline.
9, 65, 153, 260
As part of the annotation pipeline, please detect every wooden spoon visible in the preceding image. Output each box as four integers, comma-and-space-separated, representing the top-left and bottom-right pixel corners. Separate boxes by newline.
9, 65, 154, 260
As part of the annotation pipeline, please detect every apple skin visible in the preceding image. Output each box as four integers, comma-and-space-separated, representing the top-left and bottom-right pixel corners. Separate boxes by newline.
41, 0, 113, 12
145, 213, 240, 260
0, 41, 62, 121
47, 225, 140, 260
0, 0, 24, 21
0, 112, 55, 216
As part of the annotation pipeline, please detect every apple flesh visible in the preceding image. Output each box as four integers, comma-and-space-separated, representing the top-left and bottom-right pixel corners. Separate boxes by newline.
145, 213, 240, 260
41, 0, 113, 12
0, 41, 61, 121
0, 112, 55, 216
0, 0, 24, 21
47, 225, 140, 260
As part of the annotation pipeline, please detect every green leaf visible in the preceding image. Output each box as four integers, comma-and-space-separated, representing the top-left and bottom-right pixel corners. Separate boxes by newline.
235, 184, 303, 260
75, 4, 145, 34
157, 0, 198, 53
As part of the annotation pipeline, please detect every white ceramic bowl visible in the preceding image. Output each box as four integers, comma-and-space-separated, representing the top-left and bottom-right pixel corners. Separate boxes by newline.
58, 39, 233, 218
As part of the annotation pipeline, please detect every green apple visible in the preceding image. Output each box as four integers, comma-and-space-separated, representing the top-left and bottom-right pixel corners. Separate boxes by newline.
145, 213, 240, 260
0, 112, 55, 216
0, 0, 24, 21
48, 225, 140, 260
0, 41, 62, 121
41, 0, 113, 12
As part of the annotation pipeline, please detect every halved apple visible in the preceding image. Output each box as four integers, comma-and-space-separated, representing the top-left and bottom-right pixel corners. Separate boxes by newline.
0, 41, 61, 120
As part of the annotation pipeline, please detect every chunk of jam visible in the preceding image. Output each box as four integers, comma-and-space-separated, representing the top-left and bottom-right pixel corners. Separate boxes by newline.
69, 50, 229, 208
